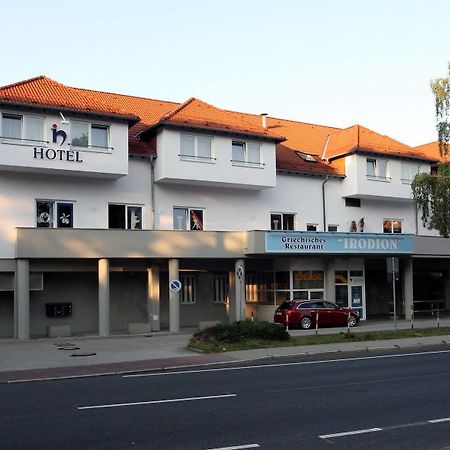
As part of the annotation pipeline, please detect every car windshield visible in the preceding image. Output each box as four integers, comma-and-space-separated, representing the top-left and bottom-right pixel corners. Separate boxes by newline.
278, 302, 295, 310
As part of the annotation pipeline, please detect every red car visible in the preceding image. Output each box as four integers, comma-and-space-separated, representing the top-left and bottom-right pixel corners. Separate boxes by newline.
274, 300, 360, 329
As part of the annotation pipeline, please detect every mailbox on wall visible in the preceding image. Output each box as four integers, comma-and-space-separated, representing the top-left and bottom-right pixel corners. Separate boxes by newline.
45, 303, 72, 317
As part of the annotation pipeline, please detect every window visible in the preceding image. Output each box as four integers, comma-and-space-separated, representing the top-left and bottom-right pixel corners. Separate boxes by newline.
306, 224, 317, 231
36, 200, 73, 228
293, 271, 324, 300
232, 141, 262, 166
173, 208, 204, 230
71, 121, 109, 149
180, 134, 213, 161
345, 198, 361, 207
181, 275, 196, 304
213, 275, 228, 303
401, 162, 420, 183
1, 113, 44, 142
328, 225, 338, 232
270, 213, 295, 230
366, 158, 389, 180
383, 219, 402, 234
108, 204, 142, 230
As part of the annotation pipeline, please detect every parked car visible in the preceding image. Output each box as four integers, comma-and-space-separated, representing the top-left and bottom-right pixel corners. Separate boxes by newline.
274, 300, 360, 329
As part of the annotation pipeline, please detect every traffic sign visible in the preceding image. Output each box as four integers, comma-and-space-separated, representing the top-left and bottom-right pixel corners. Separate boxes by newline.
169, 279, 182, 292
236, 266, 243, 281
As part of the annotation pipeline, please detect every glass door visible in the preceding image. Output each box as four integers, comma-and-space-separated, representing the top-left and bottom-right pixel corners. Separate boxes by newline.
350, 285, 364, 319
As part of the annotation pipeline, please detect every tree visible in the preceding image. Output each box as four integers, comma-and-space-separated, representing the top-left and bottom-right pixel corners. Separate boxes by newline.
412, 63, 450, 237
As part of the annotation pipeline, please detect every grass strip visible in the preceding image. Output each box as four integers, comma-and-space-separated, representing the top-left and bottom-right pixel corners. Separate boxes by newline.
188, 326, 450, 353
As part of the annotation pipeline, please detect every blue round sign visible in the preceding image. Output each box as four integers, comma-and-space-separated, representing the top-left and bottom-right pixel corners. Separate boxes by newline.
169, 279, 182, 292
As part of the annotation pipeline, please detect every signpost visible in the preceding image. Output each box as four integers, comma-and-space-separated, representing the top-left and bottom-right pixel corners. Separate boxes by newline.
387, 257, 399, 331
169, 279, 182, 293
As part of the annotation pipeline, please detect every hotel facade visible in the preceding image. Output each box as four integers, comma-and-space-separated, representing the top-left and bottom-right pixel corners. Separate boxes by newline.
0, 76, 449, 339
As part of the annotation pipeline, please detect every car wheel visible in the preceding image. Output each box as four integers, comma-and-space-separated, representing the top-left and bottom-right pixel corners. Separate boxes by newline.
300, 316, 312, 329
348, 314, 358, 327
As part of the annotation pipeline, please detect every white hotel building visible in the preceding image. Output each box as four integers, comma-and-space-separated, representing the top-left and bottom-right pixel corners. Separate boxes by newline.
0, 76, 449, 339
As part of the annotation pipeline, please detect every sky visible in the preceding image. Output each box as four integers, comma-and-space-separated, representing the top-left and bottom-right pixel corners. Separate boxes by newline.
2, 0, 450, 146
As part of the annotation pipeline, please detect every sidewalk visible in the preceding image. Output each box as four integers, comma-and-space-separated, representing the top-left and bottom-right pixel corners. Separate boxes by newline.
1, 317, 449, 383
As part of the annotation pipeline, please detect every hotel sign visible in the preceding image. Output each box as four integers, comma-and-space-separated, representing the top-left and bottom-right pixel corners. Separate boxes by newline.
265, 232, 413, 254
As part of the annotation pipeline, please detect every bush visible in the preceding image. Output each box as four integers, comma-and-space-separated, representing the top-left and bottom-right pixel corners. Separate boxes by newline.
193, 320, 289, 343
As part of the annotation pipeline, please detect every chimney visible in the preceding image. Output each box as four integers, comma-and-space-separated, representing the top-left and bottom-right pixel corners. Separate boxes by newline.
261, 113, 268, 129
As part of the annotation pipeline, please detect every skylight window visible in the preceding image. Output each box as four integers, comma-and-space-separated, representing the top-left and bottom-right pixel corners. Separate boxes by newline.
295, 151, 316, 162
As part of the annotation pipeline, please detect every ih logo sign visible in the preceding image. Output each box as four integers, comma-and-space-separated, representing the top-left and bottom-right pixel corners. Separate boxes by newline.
52, 124, 67, 146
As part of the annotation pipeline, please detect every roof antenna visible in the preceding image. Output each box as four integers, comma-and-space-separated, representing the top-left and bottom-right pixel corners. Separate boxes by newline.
59, 111, 69, 125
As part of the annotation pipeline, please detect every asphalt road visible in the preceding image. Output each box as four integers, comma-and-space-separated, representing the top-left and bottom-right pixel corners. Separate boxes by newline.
2, 346, 450, 450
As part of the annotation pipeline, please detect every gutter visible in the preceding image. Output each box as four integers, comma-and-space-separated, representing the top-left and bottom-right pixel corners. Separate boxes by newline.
322, 176, 329, 231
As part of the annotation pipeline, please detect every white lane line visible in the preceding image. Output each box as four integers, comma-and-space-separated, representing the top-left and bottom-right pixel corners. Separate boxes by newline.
206, 444, 260, 450
319, 428, 383, 439
429, 417, 450, 423
77, 393, 236, 410
123, 349, 450, 378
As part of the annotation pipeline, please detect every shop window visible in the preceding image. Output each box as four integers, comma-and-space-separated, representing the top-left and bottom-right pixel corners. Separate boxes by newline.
173, 207, 204, 230
383, 219, 402, 234
246, 273, 275, 305
36, 200, 73, 228
180, 134, 213, 161
108, 204, 142, 230
71, 121, 109, 149
306, 224, 318, 231
181, 275, 196, 304
213, 275, 228, 304
270, 213, 295, 230
232, 141, 263, 166
1, 113, 44, 143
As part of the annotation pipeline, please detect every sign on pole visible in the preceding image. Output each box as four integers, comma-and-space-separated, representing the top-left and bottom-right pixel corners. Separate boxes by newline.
169, 279, 182, 293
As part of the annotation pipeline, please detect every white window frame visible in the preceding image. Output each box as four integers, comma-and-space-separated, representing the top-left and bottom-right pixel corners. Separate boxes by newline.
401, 162, 420, 184
36, 200, 74, 228
306, 223, 318, 231
70, 120, 111, 151
108, 204, 143, 230
181, 275, 197, 305
213, 274, 228, 304
173, 207, 204, 231
327, 224, 339, 232
270, 212, 295, 230
231, 140, 263, 167
383, 218, 403, 234
1, 112, 46, 144
366, 158, 390, 181
180, 133, 214, 162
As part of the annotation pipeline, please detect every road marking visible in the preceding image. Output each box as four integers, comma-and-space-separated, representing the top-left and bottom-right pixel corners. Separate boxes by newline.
207, 445, 260, 450
320, 416, 450, 440
123, 349, 450, 378
77, 393, 236, 410
429, 417, 450, 423
320, 428, 382, 439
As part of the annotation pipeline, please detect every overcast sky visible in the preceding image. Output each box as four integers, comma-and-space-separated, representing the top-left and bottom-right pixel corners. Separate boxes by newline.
2, 0, 450, 146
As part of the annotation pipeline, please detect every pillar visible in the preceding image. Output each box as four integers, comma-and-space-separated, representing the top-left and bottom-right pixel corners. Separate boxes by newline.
14, 259, 30, 340
325, 258, 336, 303
403, 258, 414, 320
98, 258, 110, 337
235, 259, 245, 321
228, 270, 236, 323
168, 259, 180, 333
147, 266, 160, 332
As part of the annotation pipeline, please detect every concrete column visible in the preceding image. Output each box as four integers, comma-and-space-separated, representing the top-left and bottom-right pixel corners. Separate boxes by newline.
235, 259, 245, 321
403, 258, 414, 320
14, 259, 30, 340
147, 266, 160, 332
168, 259, 180, 333
228, 270, 236, 323
325, 258, 336, 303
98, 258, 110, 337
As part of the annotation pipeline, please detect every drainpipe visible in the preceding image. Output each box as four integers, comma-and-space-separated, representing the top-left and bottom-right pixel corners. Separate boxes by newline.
322, 176, 329, 231
149, 155, 156, 230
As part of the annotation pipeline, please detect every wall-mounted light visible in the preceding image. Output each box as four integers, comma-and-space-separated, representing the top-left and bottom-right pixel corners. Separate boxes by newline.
59, 111, 69, 125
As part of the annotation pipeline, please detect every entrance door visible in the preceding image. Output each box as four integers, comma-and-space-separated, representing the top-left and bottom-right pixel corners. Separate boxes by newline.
350, 285, 364, 319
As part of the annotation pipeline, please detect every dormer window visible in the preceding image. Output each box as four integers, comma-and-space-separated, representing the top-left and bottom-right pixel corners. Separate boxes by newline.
232, 141, 262, 166
1, 113, 44, 143
71, 121, 109, 150
180, 134, 213, 161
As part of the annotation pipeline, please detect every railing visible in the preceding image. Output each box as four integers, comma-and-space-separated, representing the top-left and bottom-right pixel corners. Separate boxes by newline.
413, 299, 445, 315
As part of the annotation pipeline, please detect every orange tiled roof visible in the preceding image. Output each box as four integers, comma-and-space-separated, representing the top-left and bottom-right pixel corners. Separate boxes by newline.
323, 125, 438, 162
415, 141, 450, 163
142, 97, 286, 141
0, 76, 140, 122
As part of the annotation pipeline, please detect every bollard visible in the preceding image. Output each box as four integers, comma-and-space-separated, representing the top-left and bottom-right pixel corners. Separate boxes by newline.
437, 308, 440, 328
347, 311, 351, 335
285, 311, 289, 332
315, 309, 319, 335
251, 311, 254, 322
411, 304, 414, 330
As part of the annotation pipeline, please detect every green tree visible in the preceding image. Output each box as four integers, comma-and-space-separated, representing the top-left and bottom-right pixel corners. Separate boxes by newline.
412, 63, 450, 237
